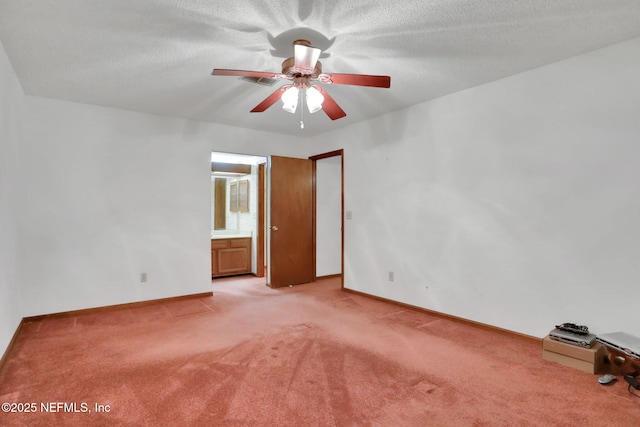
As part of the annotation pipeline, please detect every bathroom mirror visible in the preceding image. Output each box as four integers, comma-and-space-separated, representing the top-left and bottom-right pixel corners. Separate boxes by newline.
211, 175, 247, 233
210, 153, 265, 238
211, 162, 254, 235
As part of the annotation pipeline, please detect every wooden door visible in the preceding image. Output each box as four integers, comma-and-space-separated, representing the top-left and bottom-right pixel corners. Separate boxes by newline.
269, 156, 314, 287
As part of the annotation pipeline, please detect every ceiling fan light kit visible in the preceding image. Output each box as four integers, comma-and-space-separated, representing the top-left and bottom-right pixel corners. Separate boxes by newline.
305, 86, 324, 113
281, 86, 299, 113
212, 39, 391, 127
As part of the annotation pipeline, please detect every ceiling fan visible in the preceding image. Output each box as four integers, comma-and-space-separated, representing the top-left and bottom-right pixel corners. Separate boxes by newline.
211, 40, 391, 123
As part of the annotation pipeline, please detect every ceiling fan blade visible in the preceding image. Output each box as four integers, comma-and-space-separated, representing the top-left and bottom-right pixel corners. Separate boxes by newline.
294, 44, 321, 73
322, 73, 391, 88
250, 85, 292, 113
212, 69, 283, 79
315, 86, 346, 120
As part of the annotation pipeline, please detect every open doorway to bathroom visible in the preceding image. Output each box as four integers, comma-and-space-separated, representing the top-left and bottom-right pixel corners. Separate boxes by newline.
210, 152, 267, 282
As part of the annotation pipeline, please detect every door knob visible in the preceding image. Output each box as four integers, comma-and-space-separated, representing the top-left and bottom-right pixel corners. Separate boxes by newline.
271, 226, 279, 231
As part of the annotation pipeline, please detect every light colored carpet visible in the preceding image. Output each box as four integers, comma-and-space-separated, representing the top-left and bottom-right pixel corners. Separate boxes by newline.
1, 276, 638, 426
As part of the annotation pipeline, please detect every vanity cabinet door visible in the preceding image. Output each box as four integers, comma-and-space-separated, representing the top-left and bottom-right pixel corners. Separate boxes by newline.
212, 238, 251, 277
211, 239, 227, 276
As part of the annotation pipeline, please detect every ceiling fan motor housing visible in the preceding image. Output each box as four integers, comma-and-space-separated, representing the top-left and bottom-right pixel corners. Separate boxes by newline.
281, 39, 322, 88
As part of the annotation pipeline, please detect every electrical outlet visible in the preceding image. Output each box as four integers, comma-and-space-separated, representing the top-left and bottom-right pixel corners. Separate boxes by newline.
140, 272, 147, 283
346, 211, 353, 220
388, 271, 394, 282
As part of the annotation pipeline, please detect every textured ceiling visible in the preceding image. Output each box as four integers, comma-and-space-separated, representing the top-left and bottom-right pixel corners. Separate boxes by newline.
1, 0, 640, 136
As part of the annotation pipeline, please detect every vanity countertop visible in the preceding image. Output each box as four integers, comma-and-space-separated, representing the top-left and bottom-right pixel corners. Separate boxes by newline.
211, 233, 252, 240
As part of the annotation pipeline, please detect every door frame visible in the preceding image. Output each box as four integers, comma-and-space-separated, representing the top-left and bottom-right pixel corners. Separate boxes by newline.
309, 149, 344, 289
210, 152, 267, 280
256, 163, 265, 277
209, 150, 343, 288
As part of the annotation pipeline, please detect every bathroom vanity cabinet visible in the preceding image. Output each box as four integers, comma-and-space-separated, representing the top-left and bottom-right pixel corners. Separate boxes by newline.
211, 237, 252, 277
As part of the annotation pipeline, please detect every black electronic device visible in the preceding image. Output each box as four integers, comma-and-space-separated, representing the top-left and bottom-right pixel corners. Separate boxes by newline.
555, 323, 590, 336
624, 373, 640, 390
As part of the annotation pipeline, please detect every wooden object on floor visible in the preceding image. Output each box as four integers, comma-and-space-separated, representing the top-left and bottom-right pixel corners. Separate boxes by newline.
605, 346, 640, 376
542, 336, 607, 374
211, 237, 252, 277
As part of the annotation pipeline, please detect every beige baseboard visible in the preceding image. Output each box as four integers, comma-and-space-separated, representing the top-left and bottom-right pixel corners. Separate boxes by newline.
23, 292, 213, 322
0, 318, 25, 375
343, 288, 540, 345
0, 292, 213, 372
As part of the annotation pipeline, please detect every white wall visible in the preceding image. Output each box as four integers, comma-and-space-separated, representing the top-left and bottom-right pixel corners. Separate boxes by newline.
19, 96, 311, 316
0, 40, 24, 355
316, 156, 342, 277
5, 32, 640, 347
311, 36, 640, 338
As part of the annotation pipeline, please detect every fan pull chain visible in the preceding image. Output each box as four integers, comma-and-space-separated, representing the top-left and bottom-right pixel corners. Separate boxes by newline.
300, 88, 305, 129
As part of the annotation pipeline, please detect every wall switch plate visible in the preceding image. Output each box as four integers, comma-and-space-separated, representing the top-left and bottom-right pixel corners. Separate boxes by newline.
140, 272, 147, 283
388, 271, 394, 282
346, 211, 353, 220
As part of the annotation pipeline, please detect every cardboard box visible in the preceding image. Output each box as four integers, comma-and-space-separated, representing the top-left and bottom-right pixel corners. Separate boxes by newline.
542, 336, 604, 363
542, 336, 607, 374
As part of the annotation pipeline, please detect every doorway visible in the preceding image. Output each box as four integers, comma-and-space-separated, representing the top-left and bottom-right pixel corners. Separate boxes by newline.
210, 150, 344, 289
210, 152, 267, 280
310, 150, 344, 288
